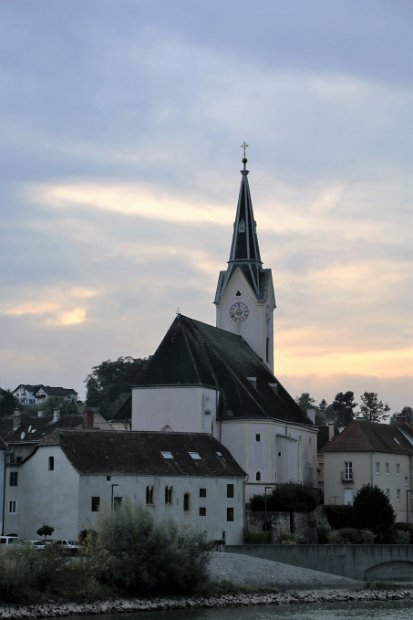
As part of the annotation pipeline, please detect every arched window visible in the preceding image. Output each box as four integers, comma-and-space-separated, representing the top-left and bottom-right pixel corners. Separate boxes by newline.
183, 492, 191, 511
48, 456, 54, 471
164, 486, 173, 505
146, 486, 154, 505
255, 471, 261, 482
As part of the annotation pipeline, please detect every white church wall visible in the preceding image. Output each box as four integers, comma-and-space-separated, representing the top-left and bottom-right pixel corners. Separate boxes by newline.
132, 386, 218, 434
219, 419, 317, 501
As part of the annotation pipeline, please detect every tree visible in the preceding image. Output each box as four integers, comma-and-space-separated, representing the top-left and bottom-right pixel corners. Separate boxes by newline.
399, 406, 413, 423
295, 393, 317, 413
358, 392, 390, 423
37, 524, 54, 539
326, 391, 357, 427
250, 483, 321, 532
0, 389, 17, 417
352, 484, 395, 542
91, 502, 209, 595
84, 356, 151, 417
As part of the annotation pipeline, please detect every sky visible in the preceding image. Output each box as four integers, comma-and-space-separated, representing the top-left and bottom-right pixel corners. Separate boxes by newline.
0, 0, 412, 413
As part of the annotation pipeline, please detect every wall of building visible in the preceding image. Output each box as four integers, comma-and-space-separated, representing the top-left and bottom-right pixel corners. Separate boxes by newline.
78, 473, 244, 545
324, 451, 411, 521
4, 445, 80, 540
220, 419, 317, 500
132, 386, 218, 435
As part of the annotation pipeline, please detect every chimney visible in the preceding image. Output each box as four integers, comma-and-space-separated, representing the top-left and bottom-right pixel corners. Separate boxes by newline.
13, 408, 21, 431
83, 409, 94, 430
52, 408, 61, 423
307, 408, 316, 424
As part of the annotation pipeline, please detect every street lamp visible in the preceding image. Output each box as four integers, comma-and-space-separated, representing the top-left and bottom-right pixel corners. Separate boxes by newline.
111, 484, 119, 511
264, 486, 273, 539
406, 489, 413, 524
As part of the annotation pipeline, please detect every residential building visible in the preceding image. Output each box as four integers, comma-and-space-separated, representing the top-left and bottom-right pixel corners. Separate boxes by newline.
12, 384, 78, 406
322, 420, 413, 521
3, 430, 246, 544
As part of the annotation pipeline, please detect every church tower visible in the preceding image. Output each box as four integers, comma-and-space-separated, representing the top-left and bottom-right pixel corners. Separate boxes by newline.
214, 147, 276, 372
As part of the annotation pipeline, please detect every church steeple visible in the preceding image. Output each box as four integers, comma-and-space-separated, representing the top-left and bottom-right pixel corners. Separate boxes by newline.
227, 149, 262, 295
214, 146, 276, 372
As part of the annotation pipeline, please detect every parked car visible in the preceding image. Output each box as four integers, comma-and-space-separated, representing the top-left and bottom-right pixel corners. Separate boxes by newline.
54, 539, 81, 555
30, 539, 47, 550
0, 535, 22, 545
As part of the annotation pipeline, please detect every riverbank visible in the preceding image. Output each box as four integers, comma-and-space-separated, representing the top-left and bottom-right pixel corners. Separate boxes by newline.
0, 587, 413, 618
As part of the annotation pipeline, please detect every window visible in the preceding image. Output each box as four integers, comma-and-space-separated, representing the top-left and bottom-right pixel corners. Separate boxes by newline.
199, 488, 207, 498
396, 463, 400, 476
385, 462, 390, 475
396, 489, 401, 502
165, 486, 173, 505
48, 456, 54, 471
255, 433, 262, 442
183, 492, 191, 512
8, 500, 16, 514
226, 507, 234, 522
161, 451, 174, 459
199, 507, 206, 516
188, 451, 201, 460
227, 484, 234, 498
146, 486, 154, 505
91, 497, 100, 512
256, 471, 261, 481
266, 337, 270, 362
376, 462, 381, 474
343, 462, 353, 481
9, 472, 18, 487
113, 497, 122, 509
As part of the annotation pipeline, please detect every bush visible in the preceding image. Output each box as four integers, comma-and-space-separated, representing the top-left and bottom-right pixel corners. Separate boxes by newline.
279, 529, 297, 544
250, 483, 320, 513
91, 502, 210, 596
394, 522, 413, 543
394, 530, 411, 544
0, 544, 102, 603
323, 505, 354, 529
353, 484, 395, 543
243, 528, 271, 544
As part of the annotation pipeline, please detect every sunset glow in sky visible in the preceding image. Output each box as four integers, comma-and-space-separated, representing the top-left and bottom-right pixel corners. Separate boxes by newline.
0, 0, 412, 412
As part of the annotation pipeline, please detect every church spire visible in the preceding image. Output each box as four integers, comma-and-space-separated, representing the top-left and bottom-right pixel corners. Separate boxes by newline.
226, 145, 262, 294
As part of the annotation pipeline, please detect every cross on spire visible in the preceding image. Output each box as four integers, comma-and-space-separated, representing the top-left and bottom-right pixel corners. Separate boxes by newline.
241, 141, 248, 158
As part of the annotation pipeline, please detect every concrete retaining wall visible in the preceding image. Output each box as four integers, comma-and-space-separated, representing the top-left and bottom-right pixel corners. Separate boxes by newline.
225, 544, 413, 582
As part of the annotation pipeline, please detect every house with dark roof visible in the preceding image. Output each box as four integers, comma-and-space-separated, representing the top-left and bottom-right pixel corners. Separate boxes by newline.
12, 384, 78, 406
322, 420, 413, 520
132, 155, 317, 500
4, 431, 246, 544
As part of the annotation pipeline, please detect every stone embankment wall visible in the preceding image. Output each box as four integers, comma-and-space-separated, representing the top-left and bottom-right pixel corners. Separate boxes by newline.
225, 544, 413, 582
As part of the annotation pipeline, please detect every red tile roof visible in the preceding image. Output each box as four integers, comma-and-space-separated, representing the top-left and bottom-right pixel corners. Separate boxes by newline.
322, 420, 412, 454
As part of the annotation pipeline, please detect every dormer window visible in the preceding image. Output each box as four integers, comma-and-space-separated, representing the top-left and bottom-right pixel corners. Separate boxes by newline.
161, 451, 174, 460
247, 377, 257, 389
188, 451, 201, 460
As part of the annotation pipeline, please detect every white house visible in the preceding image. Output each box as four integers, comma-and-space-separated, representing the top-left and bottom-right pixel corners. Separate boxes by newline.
13, 384, 78, 406
132, 155, 317, 500
4, 430, 246, 544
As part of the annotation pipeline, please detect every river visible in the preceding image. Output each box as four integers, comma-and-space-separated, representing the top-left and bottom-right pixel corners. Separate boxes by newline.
69, 599, 413, 619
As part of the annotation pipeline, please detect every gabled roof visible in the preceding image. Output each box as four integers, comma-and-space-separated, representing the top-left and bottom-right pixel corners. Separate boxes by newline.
139, 314, 312, 427
322, 420, 413, 454
41, 431, 246, 478
33, 386, 78, 397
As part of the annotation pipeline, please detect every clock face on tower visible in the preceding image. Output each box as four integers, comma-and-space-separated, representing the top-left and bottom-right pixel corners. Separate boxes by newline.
230, 302, 249, 322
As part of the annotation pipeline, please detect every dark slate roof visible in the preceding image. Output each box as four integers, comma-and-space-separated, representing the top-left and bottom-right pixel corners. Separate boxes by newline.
34, 386, 78, 397
42, 431, 246, 477
0, 413, 85, 444
322, 420, 413, 454
214, 161, 270, 302
139, 314, 312, 427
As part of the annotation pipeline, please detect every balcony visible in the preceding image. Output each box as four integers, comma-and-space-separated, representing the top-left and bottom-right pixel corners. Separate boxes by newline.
341, 471, 353, 483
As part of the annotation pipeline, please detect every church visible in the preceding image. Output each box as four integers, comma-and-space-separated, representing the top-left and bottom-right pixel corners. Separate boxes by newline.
132, 152, 317, 500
